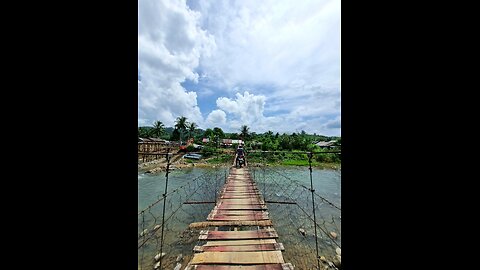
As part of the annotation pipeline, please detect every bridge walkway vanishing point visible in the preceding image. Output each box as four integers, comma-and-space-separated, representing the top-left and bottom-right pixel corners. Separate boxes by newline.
185, 165, 294, 270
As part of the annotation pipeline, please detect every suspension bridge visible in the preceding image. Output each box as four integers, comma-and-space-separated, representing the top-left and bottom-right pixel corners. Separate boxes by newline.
138, 150, 341, 270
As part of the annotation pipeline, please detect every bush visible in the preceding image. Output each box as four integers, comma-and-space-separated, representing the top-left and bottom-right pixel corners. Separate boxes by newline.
201, 146, 216, 157
186, 145, 196, 152
315, 153, 341, 163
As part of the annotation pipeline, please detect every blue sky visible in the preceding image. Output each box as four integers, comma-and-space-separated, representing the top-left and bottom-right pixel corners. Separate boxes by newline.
138, 0, 340, 136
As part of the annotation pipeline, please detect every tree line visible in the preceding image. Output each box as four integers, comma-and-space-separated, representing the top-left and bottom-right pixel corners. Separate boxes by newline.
138, 117, 340, 152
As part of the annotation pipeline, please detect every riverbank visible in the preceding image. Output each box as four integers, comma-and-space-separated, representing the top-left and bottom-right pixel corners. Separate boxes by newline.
138, 156, 340, 175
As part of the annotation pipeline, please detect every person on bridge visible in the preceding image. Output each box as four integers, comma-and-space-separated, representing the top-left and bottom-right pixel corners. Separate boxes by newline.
237, 144, 245, 157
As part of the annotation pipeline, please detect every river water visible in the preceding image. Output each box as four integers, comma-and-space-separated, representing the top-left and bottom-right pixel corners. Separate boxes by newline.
138, 166, 341, 269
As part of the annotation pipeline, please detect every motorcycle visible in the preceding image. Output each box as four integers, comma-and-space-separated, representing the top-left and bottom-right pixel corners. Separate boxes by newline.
236, 155, 245, 168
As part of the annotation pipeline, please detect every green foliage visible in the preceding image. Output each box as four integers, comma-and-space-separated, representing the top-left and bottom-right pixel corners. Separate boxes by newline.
188, 122, 198, 139
139, 122, 341, 163
151, 121, 165, 138
186, 145, 196, 152
213, 127, 225, 139
227, 133, 239, 139
281, 159, 311, 166
315, 153, 341, 163
240, 125, 250, 140
138, 127, 153, 138
201, 146, 216, 157
204, 128, 214, 137
170, 128, 180, 141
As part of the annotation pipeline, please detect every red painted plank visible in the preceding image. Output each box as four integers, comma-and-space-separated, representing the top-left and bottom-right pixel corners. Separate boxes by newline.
187, 265, 291, 270
199, 229, 278, 240
208, 215, 269, 221
217, 207, 266, 211
200, 244, 283, 252
212, 210, 267, 215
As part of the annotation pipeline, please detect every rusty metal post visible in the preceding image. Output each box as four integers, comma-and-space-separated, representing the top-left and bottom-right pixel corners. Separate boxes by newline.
159, 149, 171, 270
308, 152, 321, 269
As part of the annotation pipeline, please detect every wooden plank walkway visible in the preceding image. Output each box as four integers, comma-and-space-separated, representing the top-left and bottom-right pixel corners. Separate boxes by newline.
185, 167, 293, 270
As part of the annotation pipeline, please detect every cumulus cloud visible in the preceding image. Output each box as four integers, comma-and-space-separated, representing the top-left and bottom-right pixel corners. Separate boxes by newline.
138, 0, 340, 136
193, 0, 340, 90
216, 91, 267, 129
206, 109, 227, 127
189, 0, 341, 135
138, 0, 215, 127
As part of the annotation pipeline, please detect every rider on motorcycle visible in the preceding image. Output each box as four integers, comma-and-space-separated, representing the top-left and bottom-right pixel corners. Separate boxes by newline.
237, 144, 245, 157
236, 144, 245, 167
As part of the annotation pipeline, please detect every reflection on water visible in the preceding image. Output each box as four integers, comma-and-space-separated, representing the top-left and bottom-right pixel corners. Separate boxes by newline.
138, 166, 340, 269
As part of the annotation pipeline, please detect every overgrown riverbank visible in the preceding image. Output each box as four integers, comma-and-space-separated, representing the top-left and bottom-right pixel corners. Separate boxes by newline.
138, 152, 340, 175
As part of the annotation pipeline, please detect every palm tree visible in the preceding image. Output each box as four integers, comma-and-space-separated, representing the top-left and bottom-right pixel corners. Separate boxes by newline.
240, 125, 250, 142
188, 122, 197, 139
151, 121, 165, 138
175, 116, 188, 142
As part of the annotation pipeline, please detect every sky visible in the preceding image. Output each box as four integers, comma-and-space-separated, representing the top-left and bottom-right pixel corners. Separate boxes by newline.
138, 0, 340, 136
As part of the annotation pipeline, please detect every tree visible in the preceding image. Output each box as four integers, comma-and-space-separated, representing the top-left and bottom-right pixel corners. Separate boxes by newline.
171, 128, 180, 141
174, 116, 188, 141
240, 125, 250, 141
204, 128, 214, 138
151, 121, 165, 138
188, 122, 198, 139
138, 126, 153, 138
213, 127, 225, 139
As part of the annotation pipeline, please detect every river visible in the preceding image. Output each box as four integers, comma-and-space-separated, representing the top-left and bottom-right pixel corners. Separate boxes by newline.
138, 166, 341, 269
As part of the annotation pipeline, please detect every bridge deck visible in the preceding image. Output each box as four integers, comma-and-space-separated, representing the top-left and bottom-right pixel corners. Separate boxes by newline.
185, 167, 293, 270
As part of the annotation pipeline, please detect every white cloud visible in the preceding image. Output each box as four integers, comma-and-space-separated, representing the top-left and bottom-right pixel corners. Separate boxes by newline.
190, 0, 341, 135
138, 0, 216, 127
193, 0, 340, 90
216, 91, 266, 128
138, 0, 341, 136
206, 109, 227, 127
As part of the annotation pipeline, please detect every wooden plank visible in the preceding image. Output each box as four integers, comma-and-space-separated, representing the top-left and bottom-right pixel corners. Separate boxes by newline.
224, 187, 258, 190
221, 192, 259, 195
223, 190, 258, 193
202, 239, 277, 246
190, 251, 285, 264
208, 211, 268, 219
198, 243, 284, 252
220, 196, 259, 199
188, 220, 273, 228
186, 264, 293, 270
208, 213, 268, 218
221, 192, 257, 194
219, 202, 263, 206
185, 167, 293, 269
208, 215, 269, 221
217, 205, 266, 210
199, 229, 278, 240
221, 199, 262, 204
211, 210, 268, 215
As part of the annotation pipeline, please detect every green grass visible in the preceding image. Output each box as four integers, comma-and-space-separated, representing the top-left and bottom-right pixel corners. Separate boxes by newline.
281, 159, 309, 166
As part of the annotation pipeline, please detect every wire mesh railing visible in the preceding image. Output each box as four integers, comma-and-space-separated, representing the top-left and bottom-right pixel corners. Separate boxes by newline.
138, 150, 341, 270
250, 151, 341, 270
